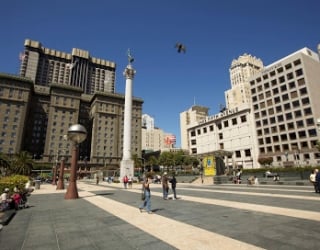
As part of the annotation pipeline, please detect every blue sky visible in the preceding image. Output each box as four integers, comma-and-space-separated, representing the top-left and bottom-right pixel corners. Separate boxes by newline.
0, 0, 319, 147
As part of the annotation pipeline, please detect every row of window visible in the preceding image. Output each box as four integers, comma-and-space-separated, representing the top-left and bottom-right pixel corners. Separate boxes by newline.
259, 140, 317, 154
255, 108, 313, 127
257, 118, 315, 136
190, 115, 248, 137
250, 59, 302, 86
258, 129, 316, 145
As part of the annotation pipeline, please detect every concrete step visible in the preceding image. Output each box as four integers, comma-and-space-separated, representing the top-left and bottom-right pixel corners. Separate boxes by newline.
0, 209, 16, 226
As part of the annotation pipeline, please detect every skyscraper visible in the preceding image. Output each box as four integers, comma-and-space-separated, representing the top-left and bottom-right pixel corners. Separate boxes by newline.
20, 39, 116, 95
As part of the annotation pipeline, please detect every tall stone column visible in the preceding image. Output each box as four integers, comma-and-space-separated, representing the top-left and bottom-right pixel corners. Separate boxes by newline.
120, 52, 136, 180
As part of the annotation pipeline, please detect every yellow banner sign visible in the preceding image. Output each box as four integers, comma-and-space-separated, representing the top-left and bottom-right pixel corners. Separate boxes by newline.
202, 156, 216, 176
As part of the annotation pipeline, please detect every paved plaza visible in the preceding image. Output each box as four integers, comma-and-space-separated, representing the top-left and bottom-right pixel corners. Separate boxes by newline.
0, 180, 319, 250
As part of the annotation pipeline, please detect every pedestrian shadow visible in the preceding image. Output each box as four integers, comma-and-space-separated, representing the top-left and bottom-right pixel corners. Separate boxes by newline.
151, 208, 165, 212
97, 192, 114, 196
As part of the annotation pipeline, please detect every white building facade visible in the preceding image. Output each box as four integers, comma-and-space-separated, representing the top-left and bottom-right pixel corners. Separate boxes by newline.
182, 45, 320, 169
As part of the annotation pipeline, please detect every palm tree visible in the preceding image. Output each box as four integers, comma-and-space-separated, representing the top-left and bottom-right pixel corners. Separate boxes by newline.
0, 152, 10, 176
11, 151, 34, 176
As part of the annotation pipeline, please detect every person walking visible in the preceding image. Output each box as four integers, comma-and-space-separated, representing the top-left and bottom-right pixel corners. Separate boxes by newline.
169, 174, 177, 200
162, 172, 169, 199
128, 175, 133, 188
96, 175, 99, 185
315, 169, 320, 194
123, 175, 129, 189
310, 169, 319, 193
139, 176, 152, 214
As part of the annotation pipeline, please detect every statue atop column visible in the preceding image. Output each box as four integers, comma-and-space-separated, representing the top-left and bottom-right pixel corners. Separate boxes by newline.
127, 49, 134, 64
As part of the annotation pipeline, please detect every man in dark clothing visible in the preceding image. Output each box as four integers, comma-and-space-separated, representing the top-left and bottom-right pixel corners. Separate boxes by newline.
316, 169, 320, 194
162, 172, 169, 199
169, 174, 177, 200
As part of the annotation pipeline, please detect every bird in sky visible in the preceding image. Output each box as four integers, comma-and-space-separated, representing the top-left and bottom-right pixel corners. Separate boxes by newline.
175, 43, 186, 53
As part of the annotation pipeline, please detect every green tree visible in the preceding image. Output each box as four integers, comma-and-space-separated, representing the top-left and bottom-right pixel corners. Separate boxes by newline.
11, 151, 34, 176
0, 152, 10, 176
258, 157, 273, 167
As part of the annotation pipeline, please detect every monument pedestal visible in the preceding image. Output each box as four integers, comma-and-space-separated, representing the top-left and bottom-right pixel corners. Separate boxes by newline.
213, 175, 229, 184
120, 159, 134, 180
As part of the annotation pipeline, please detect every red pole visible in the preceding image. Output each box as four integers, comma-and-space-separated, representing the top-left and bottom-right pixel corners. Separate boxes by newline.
65, 143, 79, 199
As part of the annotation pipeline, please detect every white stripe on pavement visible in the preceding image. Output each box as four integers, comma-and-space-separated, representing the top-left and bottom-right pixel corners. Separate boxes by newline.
79, 189, 265, 250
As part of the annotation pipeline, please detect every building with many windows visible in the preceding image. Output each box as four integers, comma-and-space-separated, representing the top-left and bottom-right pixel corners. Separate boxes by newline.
182, 45, 320, 168
0, 39, 143, 168
251, 47, 320, 167
20, 39, 116, 95
180, 105, 209, 150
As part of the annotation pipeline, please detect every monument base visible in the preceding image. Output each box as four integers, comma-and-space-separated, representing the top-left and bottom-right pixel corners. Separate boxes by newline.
120, 159, 134, 181
213, 175, 229, 184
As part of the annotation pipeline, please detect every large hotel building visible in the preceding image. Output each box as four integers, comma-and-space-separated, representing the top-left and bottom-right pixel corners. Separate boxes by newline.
0, 39, 143, 167
181, 46, 320, 168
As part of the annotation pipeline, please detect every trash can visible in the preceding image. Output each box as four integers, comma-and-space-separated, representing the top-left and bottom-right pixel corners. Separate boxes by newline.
35, 180, 41, 190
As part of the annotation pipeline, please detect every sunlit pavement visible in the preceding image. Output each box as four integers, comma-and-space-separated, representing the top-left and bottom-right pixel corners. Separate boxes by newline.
0, 180, 319, 250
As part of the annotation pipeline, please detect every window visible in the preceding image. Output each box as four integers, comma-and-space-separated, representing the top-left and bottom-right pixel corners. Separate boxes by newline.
279, 76, 285, 83
287, 72, 294, 80
298, 131, 306, 138
245, 149, 251, 157
224, 120, 229, 128
294, 110, 302, 118
278, 115, 284, 122
219, 133, 223, 139
293, 59, 301, 66
297, 78, 305, 86
286, 113, 293, 120
284, 103, 290, 109
300, 87, 307, 95
235, 151, 241, 157
272, 88, 279, 95
288, 81, 296, 89
282, 94, 289, 101
290, 91, 298, 98
287, 122, 294, 129
292, 100, 300, 107
285, 63, 292, 70
304, 107, 312, 116
295, 68, 303, 77
296, 120, 304, 127
273, 135, 279, 142
240, 115, 247, 122
232, 118, 237, 125
301, 97, 310, 105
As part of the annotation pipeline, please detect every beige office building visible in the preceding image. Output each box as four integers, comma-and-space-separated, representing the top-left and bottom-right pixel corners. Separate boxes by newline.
250, 47, 320, 166
184, 45, 320, 168
180, 105, 209, 150
225, 53, 263, 109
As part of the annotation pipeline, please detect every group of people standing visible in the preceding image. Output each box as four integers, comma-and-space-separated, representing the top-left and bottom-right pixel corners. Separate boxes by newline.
139, 172, 178, 214
310, 169, 320, 193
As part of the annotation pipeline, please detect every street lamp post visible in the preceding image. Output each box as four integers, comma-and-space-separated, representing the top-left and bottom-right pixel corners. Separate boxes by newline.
65, 124, 87, 200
